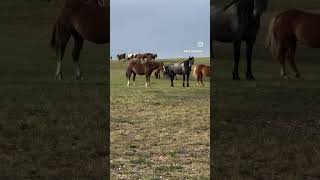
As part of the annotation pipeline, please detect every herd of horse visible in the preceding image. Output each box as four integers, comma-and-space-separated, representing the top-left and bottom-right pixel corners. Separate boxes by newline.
48, 0, 320, 81
125, 57, 211, 87
116, 53, 158, 62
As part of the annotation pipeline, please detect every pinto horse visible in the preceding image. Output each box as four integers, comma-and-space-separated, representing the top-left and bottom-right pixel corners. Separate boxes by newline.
266, 9, 320, 79
163, 57, 194, 87
50, 0, 109, 80
193, 64, 211, 86
117, 53, 126, 61
126, 59, 163, 87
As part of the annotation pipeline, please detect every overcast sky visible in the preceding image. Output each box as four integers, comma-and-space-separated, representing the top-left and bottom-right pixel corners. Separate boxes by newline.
111, 0, 210, 59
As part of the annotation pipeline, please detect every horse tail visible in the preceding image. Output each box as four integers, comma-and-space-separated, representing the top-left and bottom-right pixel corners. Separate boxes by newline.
265, 15, 280, 59
193, 65, 198, 79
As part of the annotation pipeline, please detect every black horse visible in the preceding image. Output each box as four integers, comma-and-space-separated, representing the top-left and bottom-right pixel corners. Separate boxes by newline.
117, 53, 126, 61
163, 57, 194, 87
211, 0, 268, 80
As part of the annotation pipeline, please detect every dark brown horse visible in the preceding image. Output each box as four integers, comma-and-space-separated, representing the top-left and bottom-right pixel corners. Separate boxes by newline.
145, 53, 157, 60
193, 64, 211, 86
266, 9, 320, 79
50, 0, 109, 80
126, 59, 164, 87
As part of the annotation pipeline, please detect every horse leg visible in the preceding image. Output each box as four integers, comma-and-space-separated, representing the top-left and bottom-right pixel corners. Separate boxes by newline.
233, 41, 241, 80
132, 72, 136, 86
246, 41, 255, 80
182, 75, 185, 87
148, 75, 151, 87
55, 32, 71, 80
72, 31, 84, 80
279, 44, 289, 79
200, 74, 204, 86
197, 75, 200, 86
288, 43, 300, 78
187, 74, 190, 87
171, 74, 174, 87
145, 75, 148, 87
126, 71, 132, 87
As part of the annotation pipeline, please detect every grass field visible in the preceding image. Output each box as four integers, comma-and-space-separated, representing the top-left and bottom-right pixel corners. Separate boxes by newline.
0, 1, 108, 179
110, 58, 210, 179
212, 1, 320, 179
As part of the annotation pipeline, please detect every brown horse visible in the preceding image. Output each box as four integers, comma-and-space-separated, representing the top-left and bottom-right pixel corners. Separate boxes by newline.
126, 59, 164, 87
50, 0, 109, 80
193, 64, 211, 86
266, 9, 320, 79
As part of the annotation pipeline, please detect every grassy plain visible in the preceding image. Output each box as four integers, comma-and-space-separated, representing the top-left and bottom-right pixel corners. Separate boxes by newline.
110, 58, 210, 179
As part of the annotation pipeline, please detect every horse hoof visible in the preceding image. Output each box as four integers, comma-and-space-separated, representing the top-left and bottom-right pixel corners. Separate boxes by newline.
295, 73, 301, 79
282, 74, 290, 79
55, 74, 63, 80
232, 73, 240, 80
246, 75, 255, 80
187, 85, 189, 87
76, 75, 84, 80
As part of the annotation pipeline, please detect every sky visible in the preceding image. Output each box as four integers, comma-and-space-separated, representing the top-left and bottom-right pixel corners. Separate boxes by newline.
110, 0, 210, 59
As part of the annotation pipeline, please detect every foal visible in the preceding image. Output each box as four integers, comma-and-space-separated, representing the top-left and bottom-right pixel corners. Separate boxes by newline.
126, 59, 163, 87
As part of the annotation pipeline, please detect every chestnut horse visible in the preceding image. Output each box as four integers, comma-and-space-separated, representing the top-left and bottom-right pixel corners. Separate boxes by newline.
50, 0, 109, 80
126, 59, 164, 87
193, 64, 211, 86
266, 9, 320, 79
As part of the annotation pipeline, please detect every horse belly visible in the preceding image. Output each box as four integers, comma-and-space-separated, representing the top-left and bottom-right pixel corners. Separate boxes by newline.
133, 67, 145, 75
73, 8, 109, 44
296, 21, 320, 47
211, 7, 243, 42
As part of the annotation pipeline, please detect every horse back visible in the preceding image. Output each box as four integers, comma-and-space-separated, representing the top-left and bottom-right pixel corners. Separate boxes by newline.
274, 9, 320, 47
